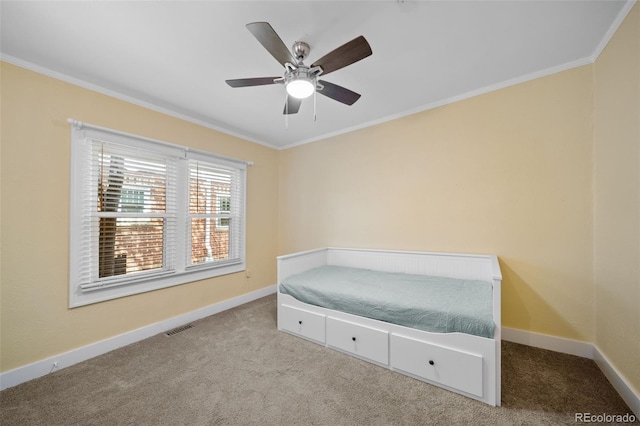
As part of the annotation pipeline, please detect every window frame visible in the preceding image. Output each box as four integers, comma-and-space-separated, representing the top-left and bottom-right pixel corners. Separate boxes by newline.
69, 121, 248, 308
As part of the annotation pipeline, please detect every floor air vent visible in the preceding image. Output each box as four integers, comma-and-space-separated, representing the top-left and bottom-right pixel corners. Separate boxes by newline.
165, 324, 193, 336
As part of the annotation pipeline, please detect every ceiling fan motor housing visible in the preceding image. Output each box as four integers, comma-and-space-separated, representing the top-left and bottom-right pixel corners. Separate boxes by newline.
292, 41, 310, 63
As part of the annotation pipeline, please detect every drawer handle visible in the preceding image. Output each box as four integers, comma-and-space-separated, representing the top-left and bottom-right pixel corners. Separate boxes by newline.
428, 360, 435, 366
352, 337, 356, 342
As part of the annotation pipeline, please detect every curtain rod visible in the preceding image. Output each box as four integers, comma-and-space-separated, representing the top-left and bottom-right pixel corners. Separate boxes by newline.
67, 118, 254, 166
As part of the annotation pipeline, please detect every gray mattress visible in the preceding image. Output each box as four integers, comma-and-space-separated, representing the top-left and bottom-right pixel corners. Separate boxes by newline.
279, 265, 495, 338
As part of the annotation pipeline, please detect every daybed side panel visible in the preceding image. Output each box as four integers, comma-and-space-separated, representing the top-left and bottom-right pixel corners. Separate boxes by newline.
277, 248, 328, 282
490, 255, 503, 406
277, 248, 328, 335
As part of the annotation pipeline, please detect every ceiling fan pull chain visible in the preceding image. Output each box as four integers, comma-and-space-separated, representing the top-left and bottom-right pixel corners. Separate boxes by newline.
285, 93, 289, 129
314, 88, 317, 122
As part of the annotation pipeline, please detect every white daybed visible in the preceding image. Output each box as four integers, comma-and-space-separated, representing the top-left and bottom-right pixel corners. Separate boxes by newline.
277, 247, 502, 406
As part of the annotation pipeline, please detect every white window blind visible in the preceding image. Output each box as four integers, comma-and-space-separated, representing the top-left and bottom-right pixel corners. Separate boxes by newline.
187, 160, 243, 268
69, 120, 248, 307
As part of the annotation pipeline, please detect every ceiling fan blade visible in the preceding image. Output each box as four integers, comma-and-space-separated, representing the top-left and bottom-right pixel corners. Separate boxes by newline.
317, 80, 361, 105
246, 22, 295, 67
311, 36, 372, 76
225, 77, 280, 88
283, 96, 302, 115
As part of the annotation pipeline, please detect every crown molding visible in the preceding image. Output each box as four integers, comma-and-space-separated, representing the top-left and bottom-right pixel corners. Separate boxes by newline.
0, 54, 280, 151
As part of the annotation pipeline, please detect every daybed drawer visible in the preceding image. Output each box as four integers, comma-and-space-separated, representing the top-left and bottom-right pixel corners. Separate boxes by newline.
326, 317, 389, 365
390, 334, 483, 397
280, 304, 326, 343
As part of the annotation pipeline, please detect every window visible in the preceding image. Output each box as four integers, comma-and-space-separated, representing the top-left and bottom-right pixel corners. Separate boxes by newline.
119, 186, 149, 213
188, 160, 240, 265
69, 121, 247, 307
216, 195, 231, 228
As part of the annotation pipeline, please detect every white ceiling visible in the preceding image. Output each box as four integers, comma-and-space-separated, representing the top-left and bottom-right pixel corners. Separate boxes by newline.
1, 1, 633, 149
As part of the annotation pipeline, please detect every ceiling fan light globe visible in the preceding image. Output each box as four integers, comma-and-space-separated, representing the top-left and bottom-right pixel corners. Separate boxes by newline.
286, 79, 315, 99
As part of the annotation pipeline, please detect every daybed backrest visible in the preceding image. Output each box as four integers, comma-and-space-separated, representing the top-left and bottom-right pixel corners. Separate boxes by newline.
326, 248, 500, 283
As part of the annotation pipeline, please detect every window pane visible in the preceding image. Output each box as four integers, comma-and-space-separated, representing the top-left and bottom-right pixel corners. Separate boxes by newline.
190, 218, 230, 265
98, 152, 166, 213
189, 162, 231, 214
188, 160, 236, 266
99, 217, 165, 278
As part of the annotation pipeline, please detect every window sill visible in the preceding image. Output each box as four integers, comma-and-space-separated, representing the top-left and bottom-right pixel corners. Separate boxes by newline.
69, 261, 245, 308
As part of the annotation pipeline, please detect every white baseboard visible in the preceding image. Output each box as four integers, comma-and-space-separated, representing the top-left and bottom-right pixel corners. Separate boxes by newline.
503, 327, 639, 417
502, 327, 594, 358
593, 345, 640, 418
0, 285, 276, 391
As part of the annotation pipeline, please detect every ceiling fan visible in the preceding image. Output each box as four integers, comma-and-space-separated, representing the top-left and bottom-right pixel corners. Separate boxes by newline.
226, 22, 372, 115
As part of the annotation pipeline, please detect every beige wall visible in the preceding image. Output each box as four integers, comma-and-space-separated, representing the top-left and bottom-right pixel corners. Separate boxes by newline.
594, 4, 640, 394
280, 64, 595, 342
0, 63, 279, 372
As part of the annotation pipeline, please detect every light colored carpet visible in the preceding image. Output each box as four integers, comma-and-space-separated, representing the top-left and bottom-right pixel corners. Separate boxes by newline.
1, 295, 636, 425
